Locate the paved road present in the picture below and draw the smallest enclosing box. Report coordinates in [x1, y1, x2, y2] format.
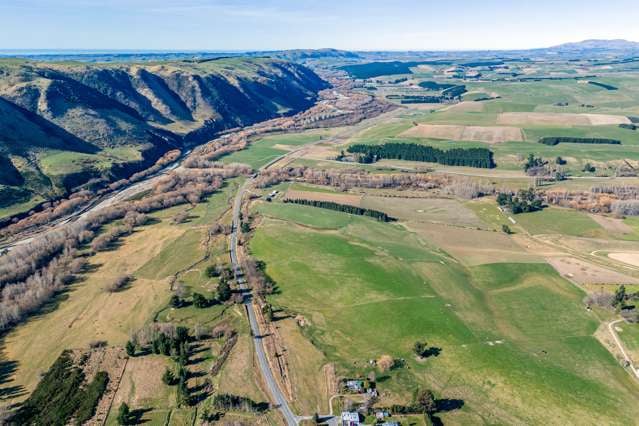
[229, 178, 299, 426]
[226, 111, 403, 424]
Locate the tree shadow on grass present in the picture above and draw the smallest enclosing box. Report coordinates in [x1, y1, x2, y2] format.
[0, 359, 26, 400]
[423, 346, 442, 358]
[430, 398, 465, 426]
[129, 407, 152, 424]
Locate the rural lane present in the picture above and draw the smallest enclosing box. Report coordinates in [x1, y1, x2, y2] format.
[229, 178, 299, 426]
[226, 124, 368, 424]
[608, 319, 639, 379]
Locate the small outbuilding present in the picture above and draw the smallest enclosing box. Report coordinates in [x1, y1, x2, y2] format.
[341, 411, 360, 426]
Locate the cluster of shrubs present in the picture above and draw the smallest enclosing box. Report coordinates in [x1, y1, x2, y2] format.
[497, 188, 543, 214]
[245, 258, 277, 297]
[348, 143, 496, 169]
[283, 198, 393, 222]
[620, 123, 638, 130]
[538, 137, 621, 146]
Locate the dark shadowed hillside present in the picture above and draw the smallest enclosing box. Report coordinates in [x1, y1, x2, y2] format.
[0, 57, 328, 211]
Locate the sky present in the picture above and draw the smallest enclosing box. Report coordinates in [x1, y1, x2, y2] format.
[1, 0, 639, 51]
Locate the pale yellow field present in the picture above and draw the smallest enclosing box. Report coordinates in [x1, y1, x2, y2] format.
[408, 222, 542, 266]
[498, 112, 630, 126]
[441, 101, 485, 112]
[277, 318, 330, 414]
[1, 223, 182, 398]
[608, 252, 639, 267]
[401, 123, 524, 143]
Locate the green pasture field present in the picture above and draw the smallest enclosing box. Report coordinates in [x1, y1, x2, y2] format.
[220, 131, 329, 169]
[513, 207, 605, 237]
[0, 194, 43, 220]
[38, 146, 143, 176]
[250, 201, 639, 425]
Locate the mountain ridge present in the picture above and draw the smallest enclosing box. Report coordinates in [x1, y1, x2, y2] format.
[0, 57, 328, 208]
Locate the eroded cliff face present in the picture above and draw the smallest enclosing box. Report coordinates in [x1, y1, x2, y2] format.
[0, 57, 328, 204]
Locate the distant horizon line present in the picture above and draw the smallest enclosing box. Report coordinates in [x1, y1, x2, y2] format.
[1, 39, 638, 56]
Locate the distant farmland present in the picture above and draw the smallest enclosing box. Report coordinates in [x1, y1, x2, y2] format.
[340, 60, 452, 78]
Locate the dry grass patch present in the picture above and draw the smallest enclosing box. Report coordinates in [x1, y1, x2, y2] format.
[589, 215, 634, 235]
[497, 112, 630, 126]
[408, 222, 542, 266]
[277, 318, 330, 414]
[441, 101, 485, 112]
[1, 224, 180, 398]
[401, 124, 523, 143]
[111, 355, 170, 407]
[284, 189, 362, 206]
[271, 143, 296, 151]
[546, 256, 639, 285]
[362, 196, 485, 228]
[216, 334, 269, 403]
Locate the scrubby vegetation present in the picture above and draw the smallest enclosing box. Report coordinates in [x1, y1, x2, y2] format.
[283, 198, 392, 221]
[347, 143, 495, 168]
[538, 137, 621, 145]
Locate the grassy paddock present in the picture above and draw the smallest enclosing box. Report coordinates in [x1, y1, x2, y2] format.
[250, 203, 639, 424]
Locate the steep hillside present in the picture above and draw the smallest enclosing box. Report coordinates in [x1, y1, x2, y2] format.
[0, 57, 327, 212]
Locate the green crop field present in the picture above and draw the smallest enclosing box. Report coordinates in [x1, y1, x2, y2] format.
[250, 201, 639, 424]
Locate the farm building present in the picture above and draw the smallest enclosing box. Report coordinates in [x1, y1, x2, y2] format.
[341, 411, 360, 426]
[375, 410, 390, 420]
[344, 379, 364, 393]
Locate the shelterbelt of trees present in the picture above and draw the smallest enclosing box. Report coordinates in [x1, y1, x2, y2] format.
[347, 142, 496, 168]
[538, 137, 621, 145]
[283, 198, 393, 221]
